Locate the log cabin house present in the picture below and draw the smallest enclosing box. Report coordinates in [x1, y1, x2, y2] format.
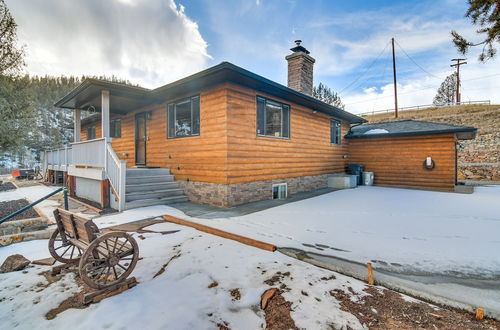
[42, 41, 477, 211]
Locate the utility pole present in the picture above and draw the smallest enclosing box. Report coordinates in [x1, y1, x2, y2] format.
[391, 38, 399, 118]
[450, 58, 467, 104]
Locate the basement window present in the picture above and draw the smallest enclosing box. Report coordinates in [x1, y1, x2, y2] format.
[167, 95, 200, 138]
[110, 119, 121, 138]
[87, 126, 96, 140]
[272, 183, 287, 200]
[257, 96, 290, 139]
[330, 119, 341, 144]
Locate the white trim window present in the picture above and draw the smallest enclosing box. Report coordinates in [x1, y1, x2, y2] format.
[167, 95, 200, 138]
[330, 119, 341, 144]
[256, 96, 290, 138]
[272, 183, 287, 200]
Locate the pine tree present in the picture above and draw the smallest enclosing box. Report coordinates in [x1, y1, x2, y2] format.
[451, 0, 500, 62]
[0, 0, 33, 155]
[433, 73, 458, 106]
[0, 0, 25, 76]
[312, 83, 345, 109]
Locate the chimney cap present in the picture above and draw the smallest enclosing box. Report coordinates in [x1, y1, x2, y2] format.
[290, 40, 310, 54]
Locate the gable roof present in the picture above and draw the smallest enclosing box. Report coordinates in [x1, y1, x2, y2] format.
[55, 62, 365, 124]
[344, 120, 477, 140]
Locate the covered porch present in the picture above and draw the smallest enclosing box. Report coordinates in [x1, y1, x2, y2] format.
[42, 80, 155, 211]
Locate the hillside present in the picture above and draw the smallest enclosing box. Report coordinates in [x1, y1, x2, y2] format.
[361, 105, 500, 182]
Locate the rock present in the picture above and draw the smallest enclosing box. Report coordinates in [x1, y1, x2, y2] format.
[261, 288, 278, 310]
[0, 254, 31, 273]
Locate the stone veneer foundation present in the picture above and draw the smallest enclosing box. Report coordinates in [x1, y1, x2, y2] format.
[178, 174, 329, 207]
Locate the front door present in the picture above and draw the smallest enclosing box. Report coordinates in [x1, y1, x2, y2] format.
[135, 111, 150, 165]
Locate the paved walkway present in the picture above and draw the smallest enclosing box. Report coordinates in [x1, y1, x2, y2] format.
[172, 187, 337, 219]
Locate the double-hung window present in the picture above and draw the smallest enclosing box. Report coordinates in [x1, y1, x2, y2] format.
[110, 119, 121, 138]
[330, 119, 341, 144]
[256, 96, 290, 138]
[87, 126, 96, 140]
[167, 95, 200, 138]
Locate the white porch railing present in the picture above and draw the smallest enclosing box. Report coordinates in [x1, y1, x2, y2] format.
[44, 146, 73, 172]
[42, 138, 127, 211]
[106, 143, 126, 211]
[71, 138, 106, 168]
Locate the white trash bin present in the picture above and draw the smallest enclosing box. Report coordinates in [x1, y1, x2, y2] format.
[362, 172, 374, 186]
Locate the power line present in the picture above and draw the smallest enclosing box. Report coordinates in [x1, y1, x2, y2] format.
[394, 40, 444, 81]
[344, 73, 500, 106]
[338, 40, 391, 95]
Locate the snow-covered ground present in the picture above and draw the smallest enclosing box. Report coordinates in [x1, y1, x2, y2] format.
[0, 220, 364, 330]
[183, 186, 500, 278]
[0, 185, 59, 222]
[2, 185, 499, 328]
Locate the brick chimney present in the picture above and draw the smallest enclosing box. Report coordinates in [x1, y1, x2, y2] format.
[286, 40, 315, 95]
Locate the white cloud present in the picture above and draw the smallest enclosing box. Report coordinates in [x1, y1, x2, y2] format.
[6, 0, 210, 88]
[343, 61, 500, 114]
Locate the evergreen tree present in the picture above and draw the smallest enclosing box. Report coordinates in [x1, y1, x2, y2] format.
[312, 83, 345, 109]
[433, 73, 458, 106]
[451, 0, 500, 62]
[0, 0, 25, 76]
[0, 0, 33, 155]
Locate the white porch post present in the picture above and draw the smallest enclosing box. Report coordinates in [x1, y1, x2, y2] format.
[74, 109, 81, 142]
[101, 90, 110, 139]
[102, 90, 110, 173]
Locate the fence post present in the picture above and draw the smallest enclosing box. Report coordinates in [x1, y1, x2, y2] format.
[63, 187, 69, 210]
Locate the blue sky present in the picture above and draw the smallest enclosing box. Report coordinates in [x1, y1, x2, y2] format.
[8, 0, 500, 113]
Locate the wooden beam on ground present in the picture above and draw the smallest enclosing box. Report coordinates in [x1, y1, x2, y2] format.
[82, 277, 137, 304]
[162, 215, 277, 252]
[68, 196, 102, 214]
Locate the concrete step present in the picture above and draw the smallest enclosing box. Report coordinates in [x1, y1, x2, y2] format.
[124, 195, 189, 210]
[126, 188, 185, 202]
[126, 174, 175, 185]
[126, 181, 180, 193]
[126, 168, 170, 177]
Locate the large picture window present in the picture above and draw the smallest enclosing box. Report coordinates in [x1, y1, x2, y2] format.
[167, 96, 200, 138]
[330, 119, 341, 144]
[256, 96, 290, 138]
[87, 126, 96, 140]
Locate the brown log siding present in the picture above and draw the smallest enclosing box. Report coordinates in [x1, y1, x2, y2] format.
[347, 134, 457, 191]
[79, 83, 348, 185]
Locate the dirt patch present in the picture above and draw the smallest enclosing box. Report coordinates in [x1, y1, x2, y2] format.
[264, 271, 291, 286]
[45, 291, 87, 320]
[331, 286, 500, 329]
[217, 321, 231, 330]
[230, 288, 241, 301]
[0, 181, 16, 192]
[0, 199, 39, 221]
[37, 268, 89, 319]
[264, 290, 298, 330]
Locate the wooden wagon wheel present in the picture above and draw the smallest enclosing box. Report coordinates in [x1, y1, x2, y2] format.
[78, 232, 139, 289]
[48, 229, 82, 264]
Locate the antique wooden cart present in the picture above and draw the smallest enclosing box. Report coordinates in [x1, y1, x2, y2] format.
[49, 208, 139, 289]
